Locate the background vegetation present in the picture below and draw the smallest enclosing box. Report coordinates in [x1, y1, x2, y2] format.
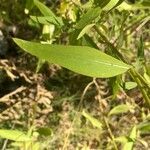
[0, 0, 150, 149]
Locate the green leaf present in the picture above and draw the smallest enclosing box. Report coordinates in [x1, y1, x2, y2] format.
[103, 0, 120, 11]
[109, 104, 133, 116]
[140, 0, 150, 7]
[0, 129, 31, 142]
[125, 82, 137, 90]
[30, 16, 63, 27]
[116, 126, 137, 150]
[69, 29, 82, 45]
[137, 121, 150, 133]
[76, 7, 101, 29]
[37, 127, 52, 137]
[82, 110, 102, 129]
[34, 0, 61, 25]
[144, 73, 150, 85]
[82, 34, 99, 49]
[13, 38, 131, 78]
[115, 136, 128, 144]
[94, 0, 110, 8]
[77, 24, 95, 39]
[123, 142, 134, 150]
[129, 126, 137, 140]
[34, 0, 55, 17]
[123, 126, 137, 150]
[25, 0, 34, 14]
[137, 36, 144, 61]
[118, 1, 150, 10]
[115, 0, 125, 7]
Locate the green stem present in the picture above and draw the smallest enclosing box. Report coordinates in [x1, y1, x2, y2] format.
[104, 117, 118, 150]
[94, 25, 125, 62]
[129, 69, 150, 107]
[94, 25, 150, 107]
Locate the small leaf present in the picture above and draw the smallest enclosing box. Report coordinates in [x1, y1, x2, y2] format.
[123, 126, 137, 150]
[76, 7, 101, 29]
[129, 126, 137, 140]
[109, 104, 133, 116]
[37, 127, 52, 137]
[137, 121, 150, 133]
[118, 1, 150, 10]
[82, 34, 99, 49]
[123, 142, 134, 150]
[144, 73, 150, 85]
[125, 82, 137, 90]
[137, 36, 144, 61]
[103, 0, 120, 10]
[0, 129, 31, 142]
[34, 0, 55, 17]
[115, 136, 128, 144]
[94, 0, 110, 8]
[34, 0, 61, 25]
[30, 16, 63, 27]
[77, 24, 95, 39]
[82, 110, 102, 129]
[13, 38, 131, 78]
[25, 0, 34, 13]
[141, 0, 150, 7]
[117, 2, 133, 10]
[115, 0, 125, 7]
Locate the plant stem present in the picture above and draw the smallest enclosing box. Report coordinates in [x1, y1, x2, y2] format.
[129, 69, 150, 106]
[94, 25, 125, 62]
[104, 117, 118, 150]
[94, 25, 150, 107]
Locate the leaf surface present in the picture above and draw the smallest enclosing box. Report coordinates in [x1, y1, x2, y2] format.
[13, 38, 131, 78]
[82, 110, 102, 129]
[0, 129, 31, 142]
[76, 7, 101, 29]
[125, 82, 137, 90]
[30, 16, 63, 27]
[34, 0, 61, 25]
[103, 0, 120, 10]
[34, 0, 55, 17]
[109, 104, 133, 116]
[123, 126, 137, 150]
[77, 24, 95, 39]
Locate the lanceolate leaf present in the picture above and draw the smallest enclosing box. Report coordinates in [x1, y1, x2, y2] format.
[123, 126, 137, 150]
[34, 0, 61, 25]
[0, 129, 31, 142]
[137, 121, 150, 133]
[34, 0, 55, 17]
[94, 0, 124, 9]
[77, 24, 95, 39]
[76, 7, 101, 29]
[109, 104, 133, 116]
[82, 34, 99, 49]
[82, 110, 102, 129]
[123, 141, 134, 150]
[118, 1, 150, 10]
[94, 0, 110, 8]
[30, 16, 63, 27]
[125, 82, 137, 90]
[103, 0, 120, 11]
[13, 38, 131, 78]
